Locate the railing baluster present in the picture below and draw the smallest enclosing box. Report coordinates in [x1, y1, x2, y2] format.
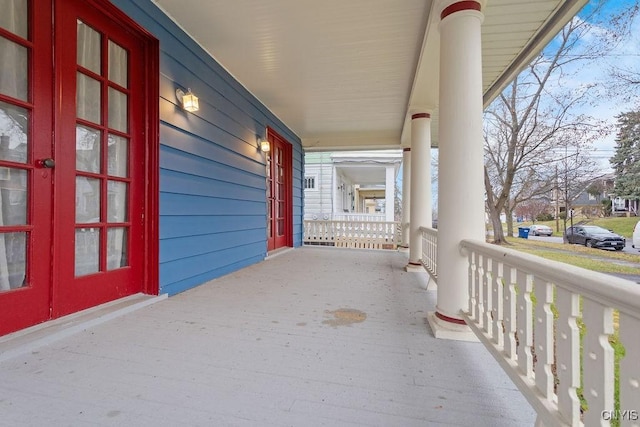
[555, 287, 581, 426]
[534, 277, 554, 400]
[619, 312, 640, 425]
[491, 259, 503, 347]
[468, 250, 477, 321]
[482, 256, 492, 336]
[516, 269, 533, 376]
[477, 252, 485, 328]
[582, 299, 614, 426]
[504, 264, 517, 360]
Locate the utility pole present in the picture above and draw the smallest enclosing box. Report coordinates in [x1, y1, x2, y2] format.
[563, 144, 568, 232]
[555, 164, 560, 232]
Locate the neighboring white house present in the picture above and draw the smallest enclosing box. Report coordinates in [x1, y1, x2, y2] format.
[304, 150, 402, 222]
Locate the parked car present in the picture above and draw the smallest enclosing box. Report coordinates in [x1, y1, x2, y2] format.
[563, 225, 625, 251]
[633, 220, 640, 251]
[528, 224, 553, 236]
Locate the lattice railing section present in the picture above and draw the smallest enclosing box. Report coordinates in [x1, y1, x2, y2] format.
[303, 220, 400, 250]
[460, 239, 640, 427]
[332, 213, 387, 222]
[420, 226, 438, 280]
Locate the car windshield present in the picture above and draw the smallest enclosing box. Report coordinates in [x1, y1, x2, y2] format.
[582, 226, 610, 234]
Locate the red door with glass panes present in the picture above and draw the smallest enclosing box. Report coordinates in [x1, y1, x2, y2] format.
[0, 0, 157, 335]
[266, 128, 292, 252]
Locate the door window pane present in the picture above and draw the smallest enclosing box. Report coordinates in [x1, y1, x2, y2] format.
[76, 176, 100, 223]
[108, 40, 128, 88]
[0, 0, 28, 38]
[0, 167, 27, 225]
[77, 73, 101, 123]
[76, 125, 101, 173]
[107, 180, 127, 222]
[0, 232, 27, 292]
[107, 134, 128, 177]
[107, 227, 127, 270]
[75, 228, 99, 276]
[77, 20, 101, 74]
[267, 203, 272, 238]
[108, 87, 127, 132]
[0, 36, 28, 101]
[0, 101, 28, 163]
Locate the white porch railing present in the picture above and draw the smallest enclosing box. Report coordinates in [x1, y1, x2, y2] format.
[420, 226, 438, 280]
[458, 239, 640, 427]
[303, 220, 400, 249]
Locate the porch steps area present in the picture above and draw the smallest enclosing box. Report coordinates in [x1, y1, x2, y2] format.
[0, 247, 535, 426]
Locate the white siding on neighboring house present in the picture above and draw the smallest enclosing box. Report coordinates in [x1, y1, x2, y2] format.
[304, 152, 333, 220]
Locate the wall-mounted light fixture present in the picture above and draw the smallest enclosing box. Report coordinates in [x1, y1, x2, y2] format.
[176, 88, 199, 112]
[258, 137, 270, 153]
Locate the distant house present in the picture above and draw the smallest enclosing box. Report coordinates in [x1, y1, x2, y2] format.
[304, 151, 402, 222]
[569, 173, 639, 217]
[571, 174, 615, 216]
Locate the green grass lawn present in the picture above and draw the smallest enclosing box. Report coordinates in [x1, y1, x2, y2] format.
[505, 237, 640, 274]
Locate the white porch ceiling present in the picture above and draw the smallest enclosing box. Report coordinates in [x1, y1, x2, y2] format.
[336, 166, 387, 186]
[152, 0, 587, 151]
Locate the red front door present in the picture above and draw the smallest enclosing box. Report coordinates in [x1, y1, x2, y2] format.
[0, 0, 157, 335]
[266, 129, 292, 252]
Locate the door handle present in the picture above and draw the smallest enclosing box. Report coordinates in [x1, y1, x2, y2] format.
[37, 158, 55, 168]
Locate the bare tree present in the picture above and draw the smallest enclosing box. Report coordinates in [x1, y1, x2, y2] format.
[515, 199, 550, 223]
[604, 3, 640, 103]
[483, 2, 627, 244]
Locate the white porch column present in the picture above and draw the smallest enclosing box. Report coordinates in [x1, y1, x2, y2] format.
[406, 113, 432, 271]
[385, 165, 395, 222]
[430, 0, 485, 339]
[400, 148, 411, 248]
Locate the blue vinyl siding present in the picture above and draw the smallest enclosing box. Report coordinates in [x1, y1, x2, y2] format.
[111, 0, 303, 295]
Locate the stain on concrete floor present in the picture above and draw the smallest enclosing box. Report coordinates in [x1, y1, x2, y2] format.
[322, 308, 367, 327]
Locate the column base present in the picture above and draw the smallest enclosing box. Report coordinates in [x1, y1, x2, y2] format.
[404, 262, 423, 273]
[426, 311, 478, 342]
[397, 245, 409, 253]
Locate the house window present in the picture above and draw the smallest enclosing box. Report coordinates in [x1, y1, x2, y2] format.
[588, 193, 596, 201]
[304, 176, 316, 190]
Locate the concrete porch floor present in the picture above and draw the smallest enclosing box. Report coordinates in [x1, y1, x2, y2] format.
[0, 247, 535, 426]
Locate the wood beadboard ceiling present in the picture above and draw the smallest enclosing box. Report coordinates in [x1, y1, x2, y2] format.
[153, 0, 587, 151]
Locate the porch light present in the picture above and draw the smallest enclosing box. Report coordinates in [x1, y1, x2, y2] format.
[176, 88, 199, 112]
[259, 137, 270, 152]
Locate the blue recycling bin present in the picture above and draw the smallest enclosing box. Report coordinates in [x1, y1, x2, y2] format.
[518, 226, 530, 239]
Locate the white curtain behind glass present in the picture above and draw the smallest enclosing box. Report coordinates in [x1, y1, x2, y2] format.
[0, 0, 26, 291]
[76, 21, 101, 123]
[0, 0, 27, 101]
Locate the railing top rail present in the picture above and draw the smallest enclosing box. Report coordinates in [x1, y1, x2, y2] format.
[419, 226, 438, 236]
[304, 220, 401, 225]
[460, 238, 640, 319]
